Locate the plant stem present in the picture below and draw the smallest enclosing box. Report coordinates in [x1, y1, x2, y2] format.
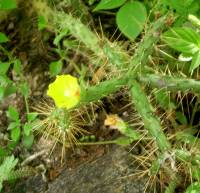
[80, 75, 129, 103]
[24, 97, 29, 114]
[137, 74, 200, 93]
[130, 80, 171, 152]
[54, 12, 128, 67]
[128, 15, 167, 74]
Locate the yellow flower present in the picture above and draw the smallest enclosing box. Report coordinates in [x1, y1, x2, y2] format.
[47, 75, 81, 109]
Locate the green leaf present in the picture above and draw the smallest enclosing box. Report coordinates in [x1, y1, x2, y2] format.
[7, 121, 20, 130]
[23, 123, 32, 136]
[115, 137, 135, 146]
[176, 111, 187, 125]
[190, 50, 200, 72]
[4, 85, 17, 97]
[176, 130, 198, 144]
[186, 182, 200, 193]
[22, 133, 34, 149]
[27, 112, 38, 122]
[93, 0, 126, 11]
[89, 0, 97, 6]
[19, 82, 29, 98]
[0, 0, 17, 10]
[0, 62, 10, 74]
[0, 86, 5, 101]
[49, 60, 63, 76]
[163, 0, 194, 14]
[38, 15, 47, 30]
[7, 141, 17, 152]
[192, 166, 200, 181]
[162, 27, 200, 55]
[13, 59, 22, 74]
[0, 147, 7, 157]
[53, 29, 69, 46]
[0, 32, 9, 43]
[116, 1, 147, 41]
[6, 106, 19, 121]
[0, 155, 18, 192]
[0, 75, 12, 85]
[123, 128, 140, 140]
[11, 127, 20, 142]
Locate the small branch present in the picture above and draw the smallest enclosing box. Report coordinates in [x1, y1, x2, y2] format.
[137, 74, 200, 93]
[130, 80, 171, 152]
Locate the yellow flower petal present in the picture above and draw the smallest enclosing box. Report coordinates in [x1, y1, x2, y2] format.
[47, 75, 81, 109]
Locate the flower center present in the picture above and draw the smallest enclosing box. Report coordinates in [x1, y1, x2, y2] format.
[64, 90, 71, 97]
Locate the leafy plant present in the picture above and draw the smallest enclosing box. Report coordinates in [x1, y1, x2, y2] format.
[1, 0, 200, 192]
[6, 106, 37, 149]
[94, 0, 147, 41]
[0, 155, 35, 192]
[0, 0, 17, 10]
[0, 32, 9, 43]
[186, 182, 200, 193]
[0, 156, 18, 192]
[162, 16, 200, 73]
[93, 0, 126, 11]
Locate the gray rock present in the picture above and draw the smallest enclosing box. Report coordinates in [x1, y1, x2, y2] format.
[11, 146, 152, 193]
[47, 146, 151, 193]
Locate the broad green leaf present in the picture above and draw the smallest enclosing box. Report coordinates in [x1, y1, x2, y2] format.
[163, 0, 194, 14]
[162, 27, 200, 55]
[0, 62, 10, 74]
[0, 86, 4, 100]
[49, 60, 63, 76]
[4, 85, 17, 97]
[22, 133, 34, 149]
[0, 75, 12, 85]
[11, 127, 20, 142]
[186, 182, 200, 193]
[0, 0, 17, 10]
[0, 32, 9, 43]
[6, 106, 19, 121]
[93, 0, 126, 11]
[190, 50, 200, 72]
[13, 59, 22, 74]
[7, 121, 20, 130]
[19, 82, 29, 98]
[38, 15, 47, 30]
[27, 112, 38, 122]
[116, 1, 147, 41]
[23, 123, 32, 136]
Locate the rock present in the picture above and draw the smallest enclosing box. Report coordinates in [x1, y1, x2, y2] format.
[11, 146, 151, 193]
